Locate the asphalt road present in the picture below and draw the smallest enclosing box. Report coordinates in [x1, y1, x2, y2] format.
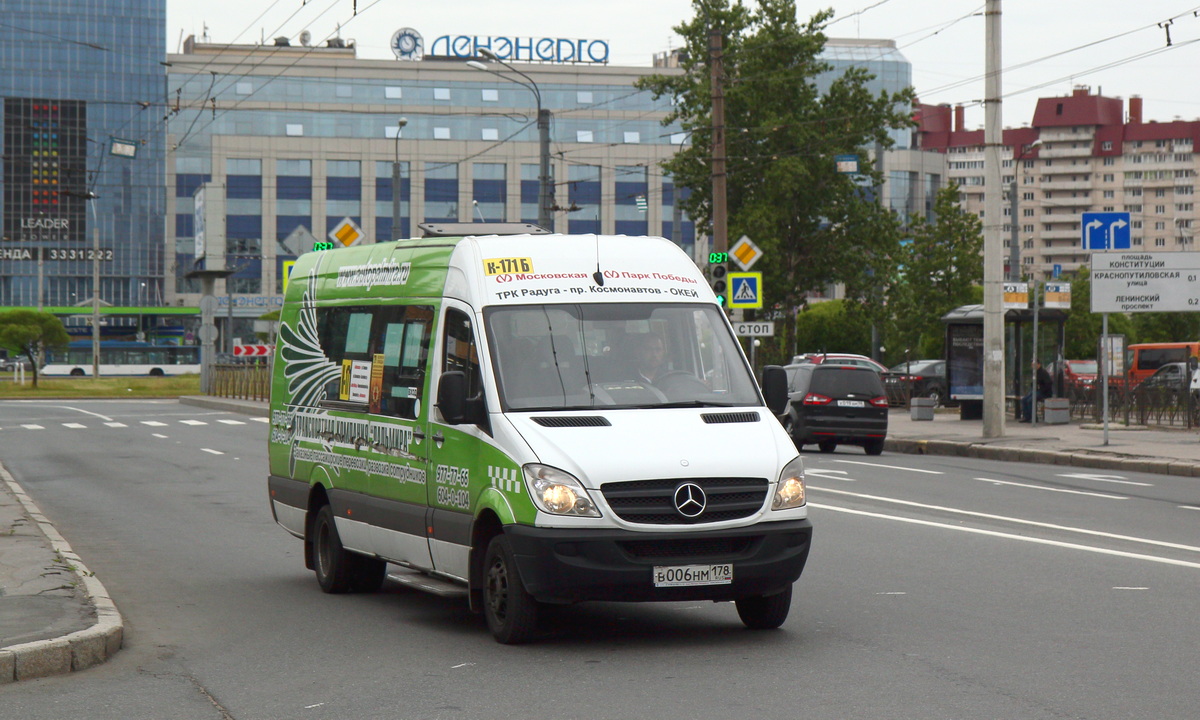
[2, 399, 1198, 719]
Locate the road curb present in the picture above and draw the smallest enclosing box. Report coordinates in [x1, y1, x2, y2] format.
[0, 464, 123, 683]
[884, 437, 1200, 477]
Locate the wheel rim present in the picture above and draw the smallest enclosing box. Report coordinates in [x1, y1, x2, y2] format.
[486, 554, 509, 621]
[316, 519, 331, 579]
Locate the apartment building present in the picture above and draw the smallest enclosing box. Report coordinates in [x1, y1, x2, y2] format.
[916, 87, 1199, 279]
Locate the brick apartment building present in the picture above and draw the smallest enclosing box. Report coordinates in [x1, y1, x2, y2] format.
[915, 87, 1199, 280]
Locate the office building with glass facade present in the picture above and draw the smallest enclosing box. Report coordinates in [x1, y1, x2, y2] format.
[0, 0, 166, 309]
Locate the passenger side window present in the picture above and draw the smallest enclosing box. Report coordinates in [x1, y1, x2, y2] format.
[443, 308, 482, 398]
[316, 304, 433, 418]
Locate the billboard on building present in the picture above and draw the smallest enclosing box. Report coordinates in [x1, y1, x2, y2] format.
[2, 98, 87, 244]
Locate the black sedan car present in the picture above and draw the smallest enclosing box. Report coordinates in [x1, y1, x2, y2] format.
[779, 363, 889, 455]
[884, 359, 947, 406]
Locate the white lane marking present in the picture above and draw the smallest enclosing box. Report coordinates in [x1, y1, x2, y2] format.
[152, 433, 169, 438]
[810, 502, 1200, 570]
[1113, 587, 1149, 590]
[976, 476, 1127, 500]
[201, 448, 224, 455]
[304, 703, 325, 710]
[21, 424, 44, 430]
[180, 420, 208, 426]
[141, 421, 168, 427]
[832, 459, 945, 474]
[104, 422, 127, 427]
[56, 405, 114, 422]
[1057, 472, 1153, 487]
[217, 419, 246, 425]
[61, 423, 87, 429]
[251, 417, 269, 423]
[1181, 506, 1200, 512]
[451, 662, 475, 669]
[810, 486, 1200, 554]
[806, 469, 855, 482]
[875, 592, 907, 595]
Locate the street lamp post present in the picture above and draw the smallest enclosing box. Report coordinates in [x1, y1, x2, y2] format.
[467, 49, 553, 230]
[1008, 139, 1043, 282]
[392, 117, 408, 240]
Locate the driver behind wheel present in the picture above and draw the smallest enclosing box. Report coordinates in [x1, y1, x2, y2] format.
[634, 333, 668, 384]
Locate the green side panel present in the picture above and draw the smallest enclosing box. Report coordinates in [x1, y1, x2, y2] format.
[309, 240, 459, 302]
[429, 425, 537, 526]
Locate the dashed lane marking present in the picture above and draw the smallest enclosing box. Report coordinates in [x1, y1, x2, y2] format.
[62, 422, 87, 429]
[832, 459, 945, 474]
[179, 420, 208, 426]
[201, 448, 224, 455]
[20, 424, 44, 430]
[217, 419, 246, 425]
[975, 476, 1127, 500]
[104, 422, 127, 427]
[141, 421, 168, 427]
[151, 433, 169, 439]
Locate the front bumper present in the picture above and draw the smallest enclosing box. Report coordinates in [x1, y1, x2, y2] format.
[503, 518, 812, 604]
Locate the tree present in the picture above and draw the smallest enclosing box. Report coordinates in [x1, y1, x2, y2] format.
[1131, 311, 1200, 343]
[636, 0, 916, 363]
[887, 184, 983, 361]
[792, 299, 871, 357]
[1060, 267, 1134, 359]
[0, 310, 71, 388]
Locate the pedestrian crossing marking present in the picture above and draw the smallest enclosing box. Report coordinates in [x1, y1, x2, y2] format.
[62, 423, 87, 429]
[141, 421, 168, 426]
[21, 424, 44, 430]
[180, 420, 208, 426]
[105, 422, 127, 427]
[218, 419, 246, 425]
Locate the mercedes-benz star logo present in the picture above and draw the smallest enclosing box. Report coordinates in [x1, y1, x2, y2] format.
[673, 482, 707, 518]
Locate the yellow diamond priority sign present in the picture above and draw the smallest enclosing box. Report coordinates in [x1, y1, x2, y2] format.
[729, 235, 763, 271]
[329, 217, 364, 247]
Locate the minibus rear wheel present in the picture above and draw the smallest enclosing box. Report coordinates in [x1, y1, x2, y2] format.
[483, 534, 539, 644]
[312, 504, 384, 593]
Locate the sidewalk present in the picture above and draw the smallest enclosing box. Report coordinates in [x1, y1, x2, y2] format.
[3, 397, 1197, 683]
[885, 406, 1200, 476]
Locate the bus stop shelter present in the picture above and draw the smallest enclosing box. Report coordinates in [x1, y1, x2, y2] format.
[941, 304, 1068, 419]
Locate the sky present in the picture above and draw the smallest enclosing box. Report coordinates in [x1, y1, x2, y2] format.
[165, 0, 1200, 130]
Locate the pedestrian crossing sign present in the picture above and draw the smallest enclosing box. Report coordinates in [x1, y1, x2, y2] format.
[728, 272, 763, 309]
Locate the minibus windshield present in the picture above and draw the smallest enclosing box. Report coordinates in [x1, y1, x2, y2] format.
[484, 303, 761, 411]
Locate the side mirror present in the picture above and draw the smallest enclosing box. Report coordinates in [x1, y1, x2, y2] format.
[437, 371, 469, 424]
[437, 370, 488, 427]
[761, 365, 788, 416]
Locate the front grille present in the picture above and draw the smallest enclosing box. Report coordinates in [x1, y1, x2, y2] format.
[531, 416, 611, 427]
[619, 535, 755, 559]
[600, 477, 768, 525]
[701, 411, 760, 424]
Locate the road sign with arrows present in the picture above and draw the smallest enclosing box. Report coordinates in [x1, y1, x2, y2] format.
[1081, 212, 1131, 250]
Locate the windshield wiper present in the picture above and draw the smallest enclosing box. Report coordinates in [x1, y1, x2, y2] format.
[653, 400, 742, 408]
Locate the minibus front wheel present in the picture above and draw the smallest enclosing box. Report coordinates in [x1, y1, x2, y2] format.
[483, 534, 539, 644]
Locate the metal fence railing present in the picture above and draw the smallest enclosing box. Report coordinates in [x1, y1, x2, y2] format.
[210, 362, 271, 402]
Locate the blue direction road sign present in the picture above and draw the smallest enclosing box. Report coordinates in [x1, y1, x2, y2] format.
[1081, 212, 1131, 250]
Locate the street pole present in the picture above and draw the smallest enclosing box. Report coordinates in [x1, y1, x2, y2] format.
[537, 107, 552, 231]
[467, 51, 552, 231]
[92, 225, 101, 379]
[709, 28, 728, 257]
[392, 117, 408, 240]
[982, 0, 1005, 437]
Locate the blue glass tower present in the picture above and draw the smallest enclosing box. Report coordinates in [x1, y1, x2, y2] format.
[0, 0, 166, 309]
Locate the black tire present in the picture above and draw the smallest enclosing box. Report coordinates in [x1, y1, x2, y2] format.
[482, 534, 539, 644]
[864, 438, 885, 456]
[817, 440, 837, 454]
[736, 584, 793, 630]
[70, 368, 85, 377]
[312, 504, 355, 593]
[149, 368, 165, 377]
[350, 556, 387, 592]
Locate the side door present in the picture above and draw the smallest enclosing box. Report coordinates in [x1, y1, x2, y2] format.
[366, 303, 436, 571]
[427, 302, 489, 582]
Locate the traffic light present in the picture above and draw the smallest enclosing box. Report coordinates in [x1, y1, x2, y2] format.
[709, 254, 728, 306]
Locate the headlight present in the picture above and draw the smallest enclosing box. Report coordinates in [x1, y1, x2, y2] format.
[522, 464, 601, 517]
[773, 456, 806, 510]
